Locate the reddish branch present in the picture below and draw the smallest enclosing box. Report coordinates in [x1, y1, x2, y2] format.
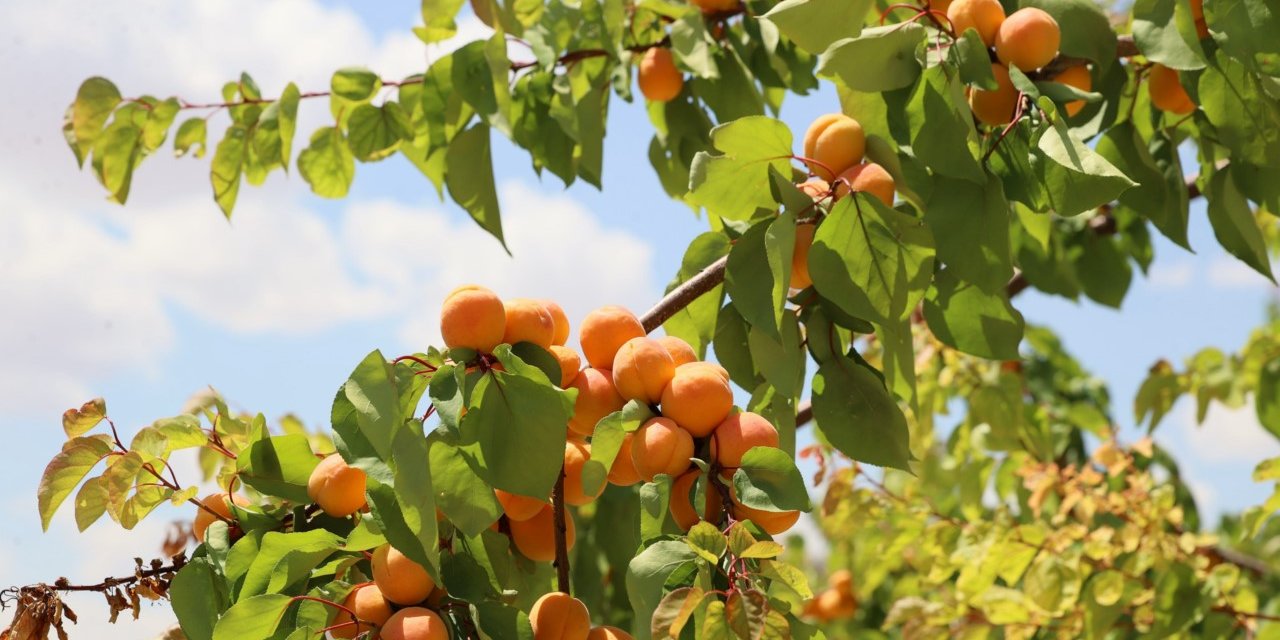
[551, 469, 572, 593]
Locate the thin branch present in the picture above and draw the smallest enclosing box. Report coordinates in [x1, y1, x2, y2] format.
[551, 468, 572, 593]
[641, 255, 729, 333]
[49, 557, 186, 594]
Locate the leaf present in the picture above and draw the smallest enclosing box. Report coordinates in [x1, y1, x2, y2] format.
[747, 315, 806, 399]
[687, 522, 728, 563]
[451, 41, 501, 116]
[236, 435, 320, 503]
[335, 350, 401, 462]
[924, 174, 1013, 292]
[472, 601, 534, 640]
[62, 398, 107, 437]
[732, 447, 811, 511]
[170, 559, 227, 640]
[812, 353, 912, 470]
[210, 593, 290, 640]
[174, 118, 208, 159]
[1207, 168, 1274, 282]
[670, 13, 718, 79]
[429, 439, 503, 536]
[1096, 123, 1190, 248]
[951, 29, 999, 90]
[627, 541, 697, 640]
[1198, 54, 1280, 169]
[331, 68, 381, 104]
[725, 590, 769, 640]
[651, 587, 705, 640]
[761, 0, 874, 56]
[1036, 122, 1135, 216]
[726, 217, 792, 340]
[347, 103, 411, 162]
[417, 0, 468, 43]
[818, 24, 925, 92]
[1203, 0, 1280, 71]
[278, 83, 300, 168]
[92, 119, 142, 204]
[37, 436, 114, 530]
[446, 124, 506, 251]
[1023, 0, 1118, 66]
[1258, 358, 1280, 439]
[210, 124, 247, 218]
[298, 127, 356, 199]
[714, 304, 763, 390]
[687, 116, 794, 222]
[1150, 563, 1210, 636]
[141, 99, 180, 152]
[664, 233, 731, 357]
[1133, 0, 1207, 69]
[906, 66, 985, 184]
[1135, 361, 1182, 430]
[583, 411, 626, 498]
[922, 269, 1025, 360]
[759, 559, 813, 598]
[74, 476, 109, 531]
[238, 529, 344, 597]
[68, 77, 122, 165]
[367, 424, 440, 575]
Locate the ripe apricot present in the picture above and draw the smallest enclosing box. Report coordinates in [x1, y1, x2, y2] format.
[541, 299, 571, 346]
[834, 162, 895, 205]
[306, 453, 367, 518]
[790, 223, 816, 290]
[588, 627, 635, 640]
[579, 306, 645, 369]
[638, 48, 684, 102]
[612, 337, 676, 404]
[1190, 0, 1208, 37]
[659, 362, 734, 437]
[530, 592, 591, 640]
[1051, 65, 1092, 117]
[928, 0, 953, 14]
[608, 432, 642, 487]
[970, 63, 1020, 126]
[691, 0, 741, 11]
[509, 504, 576, 562]
[829, 569, 854, 595]
[631, 417, 695, 481]
[995, 8, 1060, 71]
[380, 607, 449, 640]
[656, 335, 698, 367]
[441, 285, 507, 353]
[567, 367, 626, 437]
[947, 0, 1006, 45]
[804, 588, 857, 622]
[669, 470, 724, 530]
[549, 345, 582, 388]
[564, 440, 604, 506]
[711, 412, 780, 469]
[504, 298, 557, 349]
[734, 502, 800, 536]
[372, 544, 436, 606]
[193, 492, 250, 542]
[797, 178, 831, 200]
[682, 361, 730, 382]
[330, 584, 393, 639]
[496, 489, 547, 522]
[1149, 64, 1195, 115]
[802, 114, 865, 181]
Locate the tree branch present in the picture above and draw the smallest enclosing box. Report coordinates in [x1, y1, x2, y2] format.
[551, 468, 572, 593]
[641, 255, 729, 333]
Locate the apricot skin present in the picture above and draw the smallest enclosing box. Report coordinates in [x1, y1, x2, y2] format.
[564, 440, 604, 506]
[791, 224, 816, 290]
[691, 0, 741, 12]
[579, 306, 646, 369]
[804, 588, 857, 622]
[638, 48, 684, 102]
[193, 493, 250, 542]
[1149, 64, 1196, 115]
[659, 362, 735, 437]
[588, 627, 635, 640]
[669, 470, 724, 530]
[970, 63, 1020, 126]
[734, 502, 800, 535]
[829, 569, 854, 595]
[834, 162, 895, 205]
[549, 345, 582, 388]
[1052, 66, 1092, 117]
[441, 285, 507, 353]
[631, 417, 695, 481]
[379, 607, 449, 640]
[541, 299, 571, 346]
[330, 584, 394, 640]
[797, 178, 830, 200]
[530, 592, 591, 640]
[712, 412, 780, 469]
[567, 367, 626, 437]
[496, 489, 547, 522]
[657, 336, 698, 367]
[372, 544, 436, 606]
[947, 0, 1006, 46]
[306, 453, 367, 518]
[504, 298, 557, 350]
[612, 337, 676, 404]
[995, 8, 1060, 71]
[803, 114, 866, 182]
[509, 504, 576, 562]
[1191, 0, 1208, 37]
[608, 432, 643, 487]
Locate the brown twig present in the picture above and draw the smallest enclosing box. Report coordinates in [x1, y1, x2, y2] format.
[640, 255, 729, 333]
[551, 468, 572, 593]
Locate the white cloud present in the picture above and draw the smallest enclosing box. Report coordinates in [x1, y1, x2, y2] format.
[1174, 399, 1280, 464]
[1208, 256, 1273, 288]
[1147, 261, 1194, 288]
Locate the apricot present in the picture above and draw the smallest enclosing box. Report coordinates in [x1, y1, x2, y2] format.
[193, 492, 250, 542]
[638, 48, 684, 102]
[567, 367, 626, 437]
[564, 440, 604, 506]
[834, 162, 895, 205]
[711, 412, 780, 469]
[441, 285, 506, 353]
[541, 299, 571, 346]
[504, 298, 557, 350]
[802, 114, 865, 181]
[995, 8, 1060, 71]
[380, 607, 449, 640]
[1050, 65, 1092, 117]
[549, 345, 582, 388]
[372, 544, 436, 606]
[587, 627, 635, 640]
[659, 362, 735, 437]
[691, 0, 741, 12]
[734, 502, 800, 535]
[612, 337, 676, 404]
[790, 224, 817, 290]
[829, 569, 854, 595]
[306, 453, 367, 518]
[1191, 0, 1208, 37]
[580, 305, 645, 369]
[509, 504, 576, 562]
[969, 63, 1020, 126]
[669, 469, 724, 530]
[656, 335, 698, 367]
[1149, 64, 1195, 115]
[805, 589, 857, 622]
[797, 178, 831, 200]
[681, 361, 730, 382]
[530, 592, 591, 640]
[496, 488, 547, 522]
[928, 0, 953, 14]
[631, 417, 695, 481]
[330, 584, 393, 639]
[946, 0, 1006, 45]
[608, 432, 643, 487]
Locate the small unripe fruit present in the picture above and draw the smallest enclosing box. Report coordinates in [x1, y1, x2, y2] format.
[541, 299, 571, 346]
[711, 412, 780, 469]
[579, 306, 646, 369]
[659, 362, 735, 437]
[380, 607, 449, 640]
[638, 48, 684, 102]
[529, 592, 591, 640]
[441, 285, 506, 353]
[797, 178, 830, 200]
[193, 492, 249, 542]
[608, 433, 642, 487]
[791, 223, 816, 290]
[509, 504, 576, 562]
[306, 453, 367, 518]
[970, 63, 1020, 126]
[802, 114, 866, 181]
[504, 298, 557, 349]
[588, 626, 635, 640]
[734, 502, 800, 535]
[612, 337, 677, 404]
[496, 489, 548, 522]
[656, 335, 698, 367]
[549, 345, 582, 388]
[631, 417, 695, 481]
[372, 544, 436, 606]
[567, 367, 626, 437]
[669, 470, 724, 530]
[834, 162, 895, 205]
[330, 584, 393, 639]
[947, 0, 1006, 45]
[995, 8, 1061, 71]
[1148, 64, 1196, 115]
[564, 440, 604, 506]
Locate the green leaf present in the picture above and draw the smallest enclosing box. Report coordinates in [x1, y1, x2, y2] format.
[174, 118, 208, 159]
[687, 522, 728, 563]
[761, 0, 873, 56]
[664, 233, 731, 357]
[278, 83, 300, 168]
[331, 68, 381, 103]
[298, 126, 356, 199]
[1133, 0, 1207, 69]
[429, 438, 502, 536]
[1258, 358, 1280, 439]
[627, 541, 697, 640]
[812, 353, 912, 470]
[715, 304, 763, 391]
[1023, 0, 1118, 66]
[726, 218, 791, 340]
[687, 116, 794, 222]
[1203, 0, 1280, 71]
[38, 436, 114, 530]
[74, 476, 109, 531]
[367, 422, 440, 577]
[347, 103, 411, 162]
[1150, 563, 1210, 636]
[236, 435, 320, 503]
[747, 315, 806, 399]
[211, 593, 290, 640]
[334, 350, 401, 463]
[239, 529, 344, 597]
[92, 119, 142, 204]
[62, 398, 107, 437]
[473, 601, 535, 640]
[924, 174, 1013, 293]
[818, 24, 925, 92]
[583, 411, 627, 498]
[1036, 122, 1136, 217]
[417, 0, 468, 43]
[725, 590, 769, 640]
[670, 13, 718, 79]
[1198, 54, 1280, 169]
[732, 447, 811, 511]
[923, 269, 1025, 360]
[951, 29, 999, 90]
[1207, 168, 1274, 282]
[1096, 123, 1189, 248]
[141, 98, 180, 152]
[907, 66, 985, 184]
[446, 124, 507, 250]
[68, 77, 122, 166]
[451, 41, 501, 116]
[651, 587, 706, 640]
[171, 559, 228, 640]
[209, 123, 248, 218]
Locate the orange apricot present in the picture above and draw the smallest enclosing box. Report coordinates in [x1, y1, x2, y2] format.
[631, 417, 695, 481]
[682, 361, 731, 382]
[656, 335, 698, 367]
[330, 584, 393, 640]
[496, 489, 548, 522]
[504, 298, 557, 349]
[549, 345, 582, 388]
[928, 0, 953, 14]
[579, 305, 646, 369]
[509, 504, 576, 562]
[1191, 0, 1208, 37]
[994, 8, 1060, 71]
[587, 627, 635, 640]
[797, 178, 831, 200]
[372, 544, 436, 606]
[802, 114, 866, 181]
[691, 0, 741, 12]
[1148, 64, 1196, 115]
[734, 502, 800, 536]
[1051, 65, 1092, 117]
[441, 285, 507, 353]
[711, 411, 780, 469]
[380, 607, 449, 640]
[659, 362, 735, 437]
[829, 569, 854, 595]
[541, 299, 571, 346]
[612, 337, 677, 404]
[564, 440, 604, 506]
[638, 48, 684, 102]
[947, 0, 1006, 45]
[529, 592, 591, 640]
[805, 588, 857, 622]
[567, 367, 626, 437]
[791, 223, 816, 290]
[608, 432, 643, 487]
[193, 492, 250, 542]
[970, 63, 1020, 126]
[669, 470, 724, 530]
[834, 162, 895, 205]
[306, 453, 367, 518]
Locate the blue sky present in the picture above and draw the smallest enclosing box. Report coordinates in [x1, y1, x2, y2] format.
[1, 1, 1277, 636]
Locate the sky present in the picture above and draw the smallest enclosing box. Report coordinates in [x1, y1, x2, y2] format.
[0, 1, 1277, 637]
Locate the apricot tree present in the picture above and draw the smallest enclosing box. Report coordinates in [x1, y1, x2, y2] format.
[9, 0, 1280, 638]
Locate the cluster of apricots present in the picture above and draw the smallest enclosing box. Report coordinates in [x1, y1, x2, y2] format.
[802, 570, 858, 624]
[438, 285, 802, 540]
[328, 544, 451, 639]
